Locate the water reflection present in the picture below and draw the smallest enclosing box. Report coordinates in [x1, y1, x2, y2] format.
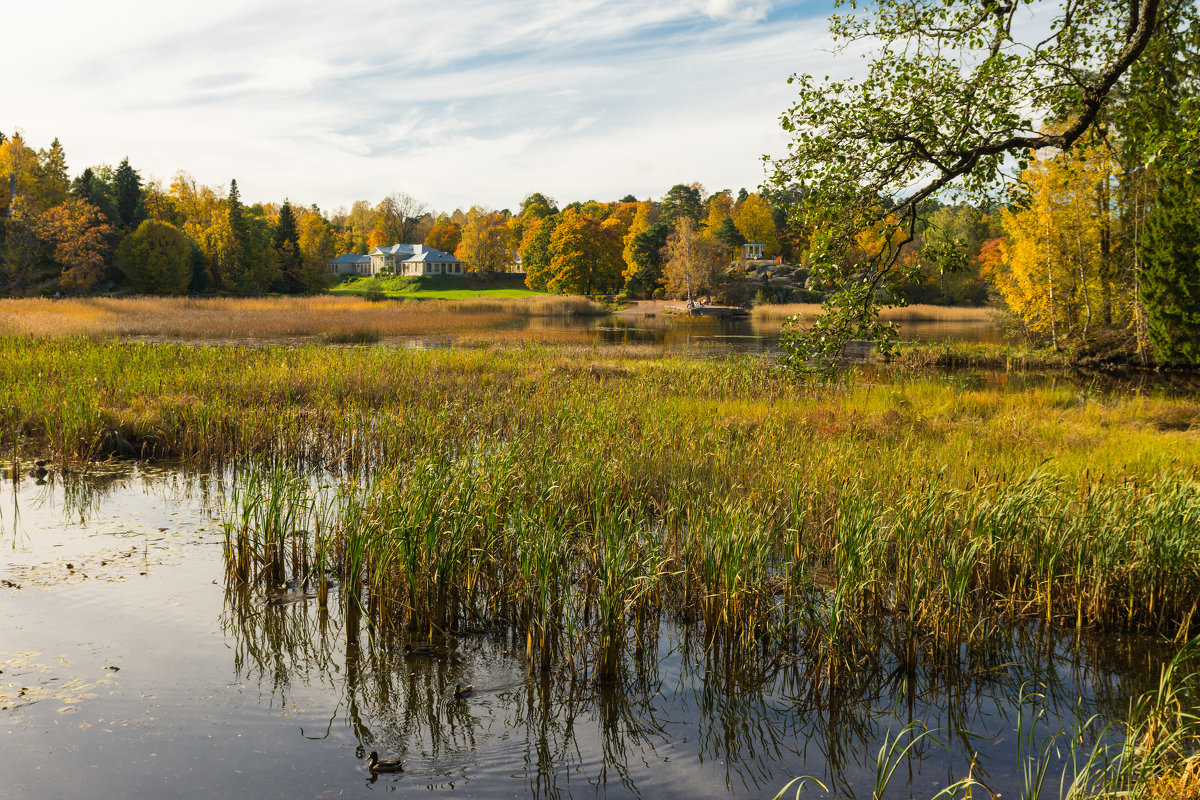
[0, 464, 1183, 800]
[219, 571, 1169, 799]
[516, 314, 1003, 355]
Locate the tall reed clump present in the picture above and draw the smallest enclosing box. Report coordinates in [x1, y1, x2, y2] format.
[216, 445, 1200, 688]
[223, 460, 332, 587]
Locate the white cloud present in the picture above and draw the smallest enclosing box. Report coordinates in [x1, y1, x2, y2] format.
[7, 0, 845, 211]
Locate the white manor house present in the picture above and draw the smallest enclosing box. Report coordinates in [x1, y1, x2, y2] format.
[327, 243, 464, 277]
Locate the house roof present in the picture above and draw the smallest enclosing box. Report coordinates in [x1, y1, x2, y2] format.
[329, 253, 371, 264]
[407, 250, 456, 262]
[370, 244, 419, 257]
[369, 244, 459, 262]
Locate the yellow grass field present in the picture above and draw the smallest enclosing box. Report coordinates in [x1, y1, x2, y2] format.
[0, 295, 605, 339]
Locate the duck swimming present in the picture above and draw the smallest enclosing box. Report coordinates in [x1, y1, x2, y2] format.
[453, 683, 473, 699]
[367, 751, 404, 773]
[404, 644, 437, 657]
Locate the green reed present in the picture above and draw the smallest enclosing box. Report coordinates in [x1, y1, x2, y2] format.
[4, 334, 1200, 683]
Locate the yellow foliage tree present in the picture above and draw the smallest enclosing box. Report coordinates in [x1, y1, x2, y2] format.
[705, 190, 734, 232]
[732, 193, 778, 256]
[995, 139, 1127, 349]
[621, 201, 659, 285]
[663, 217, 722, 301]
[455, 206, 511, 275]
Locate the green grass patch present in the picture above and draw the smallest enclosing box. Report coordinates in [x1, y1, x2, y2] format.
[331, 273, 547, 300]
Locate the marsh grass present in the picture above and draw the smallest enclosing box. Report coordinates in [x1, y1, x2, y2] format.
[752, 303, 999, 323]
[5, 335, 1200, 686]
[0, 295, 606, 340]
[319, 327, 382, 344]
[890, 339, 1073, 370]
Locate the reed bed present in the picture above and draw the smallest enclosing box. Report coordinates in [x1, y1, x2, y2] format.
[751, 302, 999, 323]
[0, 294, 605, 340]
[4, 335, 1199, 683]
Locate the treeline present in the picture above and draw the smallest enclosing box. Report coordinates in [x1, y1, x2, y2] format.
[335, 185, 796, 298]
[0, 134, 338, 295]
[0, 131, 799, 299]
[8, 121, 1195, 365]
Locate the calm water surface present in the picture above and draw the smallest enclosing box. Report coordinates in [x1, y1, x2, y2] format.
[440, 313, 1004, 354]
[0, 466, 1174, 799]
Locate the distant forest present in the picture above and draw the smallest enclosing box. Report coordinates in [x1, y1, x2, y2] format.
[0, 130, 996, 305]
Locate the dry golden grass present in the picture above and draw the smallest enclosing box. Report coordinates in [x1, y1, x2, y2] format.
[750, 302, 999, 323]
[0, 295, 605, 340]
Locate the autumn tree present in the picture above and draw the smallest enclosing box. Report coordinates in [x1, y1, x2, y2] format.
[37, 138, 70, 209]
[704, 190, 734, 232]
[520, 215, 558, 291]
[295, 207, 335, 289]
[731, 193, 778, 256]
[243, 202, 281, 293]
[377, 192, 428, 244]
[520, 193, 558, 219]
[995, 140, 1128, 350]
[545, 209, 623, 295]
[141, 178, 180, 225]
[456, 207, 511, 275]
[116, 219, 192, 294]
[1, 134, 47, 217]
[425, 214, 463, 254]
[663, 217, 721, 302]
[770, 0, 1183, 366]
[621, 201, 659, 284]
[37, 198, 114, 292]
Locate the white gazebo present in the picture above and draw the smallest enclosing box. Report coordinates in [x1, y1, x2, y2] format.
[742, 242, 765, 260]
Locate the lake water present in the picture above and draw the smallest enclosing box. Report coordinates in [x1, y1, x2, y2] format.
[430, 313, 1004, 355]
[1, 466, 1173, 799]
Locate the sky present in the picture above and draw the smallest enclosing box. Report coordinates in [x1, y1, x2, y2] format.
[7, 0, 849, 214]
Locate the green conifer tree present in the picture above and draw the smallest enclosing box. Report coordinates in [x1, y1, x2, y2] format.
[113, 157, 144, 229]
[225, 178, 253, 293]
[272, 200, 304, 292]
[1139, 166, 1200, 364]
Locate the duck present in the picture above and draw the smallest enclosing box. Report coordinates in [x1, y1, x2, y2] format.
[453, 683, 473, 700]
[404, 644, 437, 657]
[367, 751, 404, 773]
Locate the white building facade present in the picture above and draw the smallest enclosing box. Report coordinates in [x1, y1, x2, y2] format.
[327, 244, 465, 277]
[369, 244, 464, 276]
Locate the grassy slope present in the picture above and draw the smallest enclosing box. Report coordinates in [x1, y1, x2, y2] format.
[330, 273, 546, 300]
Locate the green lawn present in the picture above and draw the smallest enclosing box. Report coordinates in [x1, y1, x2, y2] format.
[330, 274, 546, 300]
